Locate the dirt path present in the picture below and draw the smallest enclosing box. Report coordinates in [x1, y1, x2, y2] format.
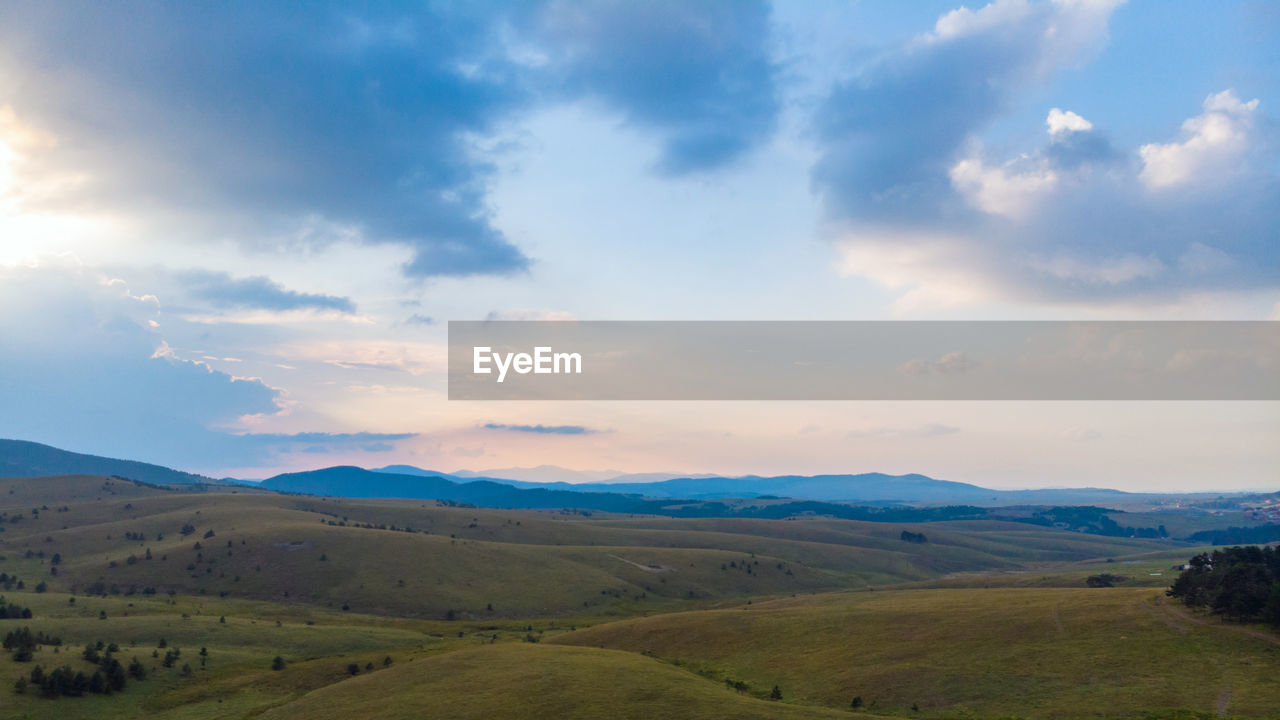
[608, 554, 674, 573]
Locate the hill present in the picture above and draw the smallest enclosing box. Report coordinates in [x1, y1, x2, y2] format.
[554, 586, 1280, 718]
[0, 438, 217, 486]
[0, 474, 1168, 620]
[258, 643, 852, 720]
[260, 466, 675, 513]
[1, 473, 1273, 719]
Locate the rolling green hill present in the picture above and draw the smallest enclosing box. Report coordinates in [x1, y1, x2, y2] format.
[258, 643, 853, 720]
[1, 475, 1170, 620]
[554, 586, 1280, 718]
[3, 474, 1275, 719]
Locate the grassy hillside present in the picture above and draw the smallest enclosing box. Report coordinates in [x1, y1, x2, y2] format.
[258, 643, 853, 720]
[1, 475, 1276, 719]
[1, 476, 1171, 619]
[555, 586, 1280, 719]
[0, 588, 551, 720]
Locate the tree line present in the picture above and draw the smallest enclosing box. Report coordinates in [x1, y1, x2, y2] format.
[1167, 546, 1280, 625]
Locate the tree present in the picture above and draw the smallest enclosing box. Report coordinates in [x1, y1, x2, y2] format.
[13, 676, 27, 694]
[272, 656, 286, 671]
[383, 656, 392, 667]
[1169, 546, 1280, 625]
[770, 685, 783, 700]
[851, 696, 863, 709]
[347, 663, 360, 676]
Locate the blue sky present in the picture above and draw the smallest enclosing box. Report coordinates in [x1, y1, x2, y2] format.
[0, 1, 1276, 489]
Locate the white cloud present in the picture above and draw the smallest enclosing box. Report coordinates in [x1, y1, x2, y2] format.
[834, 229, 995, 313]
[835, 84, 1276, 312]
[930, 0, 1035, 41]
[950, 154, 1058, 218]
[929, 0, 1125, 73]
[1139, 90, 1260, 190]
[1046, 108, 1093, 138]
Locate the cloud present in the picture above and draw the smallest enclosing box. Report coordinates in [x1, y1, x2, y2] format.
[1138, 90, 1260, 190]
[899, 351, 976, 376]
[812, 0, 1123, 224]
[1046, 108, 1093, 138]
[817, 2, 1278, 308]
[177, 269, 355, 314]
[403, 313, 436, 327]
[1064, 427, 1102, 442]
[232, 432, 417, 455]
[0, 3, 529, 278]
[846, 423, 961, 439]
[482, 423, 596, 435]
[526, 0, 780, 174]
[0, 260, 281, 467]
[484, 308, 576, 321]
[0, 2, 784, 276]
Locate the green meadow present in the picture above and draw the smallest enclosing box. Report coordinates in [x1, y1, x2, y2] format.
[2, 476, 1276, 719]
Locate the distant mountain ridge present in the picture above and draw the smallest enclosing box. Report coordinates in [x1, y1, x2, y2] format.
[0, 438, 218, 485]
[261, 466, 678, 514]
[373, 464, 719, 485]
[375, 463, 1150, 506]
[3, 439, 1235, 508]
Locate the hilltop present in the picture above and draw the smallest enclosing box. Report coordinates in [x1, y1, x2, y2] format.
[0, 439, 218, 486]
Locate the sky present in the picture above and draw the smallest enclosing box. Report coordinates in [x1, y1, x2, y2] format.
[0, 0, 1276, 490]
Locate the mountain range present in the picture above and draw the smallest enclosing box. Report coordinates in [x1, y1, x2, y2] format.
[370, 463, 1151, 506]
[0, 438, 1236, 509]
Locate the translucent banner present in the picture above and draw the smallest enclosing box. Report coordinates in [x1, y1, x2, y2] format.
[448, 321, 1280, 400]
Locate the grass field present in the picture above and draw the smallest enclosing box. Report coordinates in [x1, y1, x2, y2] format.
[555, 587, 1280, 718]
[1, 476, 1172, 619]
[2, 474, 1276, 719]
